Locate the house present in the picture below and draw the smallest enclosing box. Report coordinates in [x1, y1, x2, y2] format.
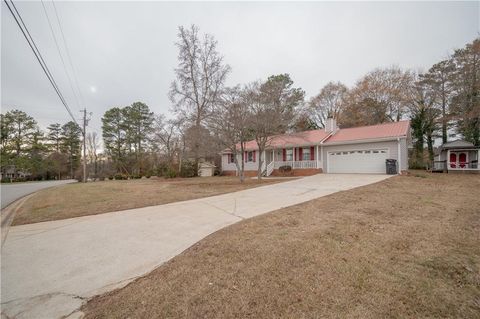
[221, 119, 410, 176]
[198, 162, 216, 177]
[432, 140, 479, 173]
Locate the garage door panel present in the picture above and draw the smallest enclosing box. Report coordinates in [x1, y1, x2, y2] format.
[328, 149, 388, 174]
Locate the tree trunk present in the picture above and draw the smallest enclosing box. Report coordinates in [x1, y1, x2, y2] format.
[426, 133, 434, 162]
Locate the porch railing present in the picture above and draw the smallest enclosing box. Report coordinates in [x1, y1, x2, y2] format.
[274, 160, 317, 169]
[448, 160, 478, 169]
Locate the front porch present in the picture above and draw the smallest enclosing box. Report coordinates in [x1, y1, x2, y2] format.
[433, 148, 479, 173]
[264, 146, 322, 176]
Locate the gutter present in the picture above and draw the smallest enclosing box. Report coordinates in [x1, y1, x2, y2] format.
[321, 135, 407, 146]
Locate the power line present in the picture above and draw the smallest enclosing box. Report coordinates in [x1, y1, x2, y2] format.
[52, 1, 85, 108]
[40, 0, 81, 110]
[3, 0, 80, 128]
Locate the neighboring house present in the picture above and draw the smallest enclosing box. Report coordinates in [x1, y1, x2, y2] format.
[0, 165, 31, 181]
[198, 162, 216, 177]
[433, 140, 479, 173]
[221, 119, 410, 176]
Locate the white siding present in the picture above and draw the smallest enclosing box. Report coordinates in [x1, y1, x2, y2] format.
[221, 153, 259, 172]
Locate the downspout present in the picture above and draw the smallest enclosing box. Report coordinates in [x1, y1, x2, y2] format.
[397, 137, 401, 175]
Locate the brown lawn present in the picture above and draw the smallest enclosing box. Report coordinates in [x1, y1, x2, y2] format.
[82, 172, 480, 319]
[13, 177, 281, 225]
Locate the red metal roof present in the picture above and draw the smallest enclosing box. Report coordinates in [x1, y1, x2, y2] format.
[324, 120, 410, 144]
[239, 129, 330, 151]
[226, 120, 410, 152]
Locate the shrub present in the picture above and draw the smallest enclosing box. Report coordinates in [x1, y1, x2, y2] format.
[279, 165, 292, 173]
[179, 161, 197, 178]
[108, 175, 114, 180]
[114, 173, 128, 180]
[165, 168, 177, 179]
[155, 163, 169, 177]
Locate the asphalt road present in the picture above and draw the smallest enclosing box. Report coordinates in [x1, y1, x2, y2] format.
[1, 180, 76, 209]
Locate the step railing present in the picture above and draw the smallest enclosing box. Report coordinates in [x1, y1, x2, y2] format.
[266, 161, 275, 176]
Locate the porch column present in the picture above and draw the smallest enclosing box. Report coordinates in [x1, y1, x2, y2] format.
[447, 149, 450, 169]
[293, 147, 296, 170]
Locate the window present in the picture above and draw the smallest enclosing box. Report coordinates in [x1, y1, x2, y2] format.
[246, 151, 255, 162]
[302, 147, 311, 161]
[286, 149, 293, 161]
[373, 150, 379, 154]
[228, 154, 235, 163]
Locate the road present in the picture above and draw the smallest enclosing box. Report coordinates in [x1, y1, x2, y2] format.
[1, 180, 76, 209]
[0, 174, 390, 319]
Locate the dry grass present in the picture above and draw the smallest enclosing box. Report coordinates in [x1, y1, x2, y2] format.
[13, 177, 280, 225]
[82, 173, 480, 319]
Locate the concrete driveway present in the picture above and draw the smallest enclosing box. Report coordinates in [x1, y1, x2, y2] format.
[1, 174, 390, 318]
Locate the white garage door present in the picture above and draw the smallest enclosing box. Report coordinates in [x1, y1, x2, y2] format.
[328, 149, 388, 174]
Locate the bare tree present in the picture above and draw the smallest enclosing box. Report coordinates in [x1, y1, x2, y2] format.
[309, 81, 348, 127]
[153, 115, 181, 168]
[249, 74, 304, 179]
[341, 66, 414, 127]
[169, 24, 231, 174]
[86, 132, 100, 179]
[210, 86, 251, 182]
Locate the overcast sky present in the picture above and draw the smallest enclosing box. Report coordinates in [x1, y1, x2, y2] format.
[2, 1, 479, 135]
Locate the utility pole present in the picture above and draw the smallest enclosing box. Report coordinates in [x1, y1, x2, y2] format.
[81, 108, 91, 183]
[82, 108, 87, 183]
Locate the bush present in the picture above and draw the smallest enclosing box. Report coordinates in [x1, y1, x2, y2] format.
[114, 173, 128, 180]
[155, 163, 169, 177]
[179, 161, 197, 178]
[1, 177, 11, 183]
[108, 175, 114, 180]
[165, 168, 177, 179]
[279, 165, 292, 173]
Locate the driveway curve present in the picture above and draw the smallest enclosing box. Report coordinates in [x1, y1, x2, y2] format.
[1, 174, 390, 319]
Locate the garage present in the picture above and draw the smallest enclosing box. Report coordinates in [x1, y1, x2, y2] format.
[327, 149, 388, 174]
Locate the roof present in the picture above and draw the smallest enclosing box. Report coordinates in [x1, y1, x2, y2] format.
[224, 120, 410, 153]
[439, 140, 478, 150]
[324, 120, 410, 144]
[237, 129, 330, 151]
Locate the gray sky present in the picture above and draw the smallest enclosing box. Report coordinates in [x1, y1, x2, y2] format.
[2, 1, 479, 136]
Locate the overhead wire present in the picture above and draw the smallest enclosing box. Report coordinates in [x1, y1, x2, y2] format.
[40, 0, 81, 111]
[3, 0, 80, 127]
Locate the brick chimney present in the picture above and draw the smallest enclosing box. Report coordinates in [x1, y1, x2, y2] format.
[325, 117, 337, 133]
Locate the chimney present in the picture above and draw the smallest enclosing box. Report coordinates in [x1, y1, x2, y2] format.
[325, 117, 337, 133]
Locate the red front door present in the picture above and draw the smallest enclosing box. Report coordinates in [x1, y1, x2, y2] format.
[450, 153, 457, 168]
[459, 153, 467, 168]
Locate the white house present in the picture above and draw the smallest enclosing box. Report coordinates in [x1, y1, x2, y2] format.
[221, 119, 410, 176]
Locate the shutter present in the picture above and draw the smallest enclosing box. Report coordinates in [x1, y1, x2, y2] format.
[299, 148, 303, 161]
[253, 150, 256, 162]
[283, 149, 286, 161]
[245, 151, 248, 162]
[310, 146, 315, 160]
